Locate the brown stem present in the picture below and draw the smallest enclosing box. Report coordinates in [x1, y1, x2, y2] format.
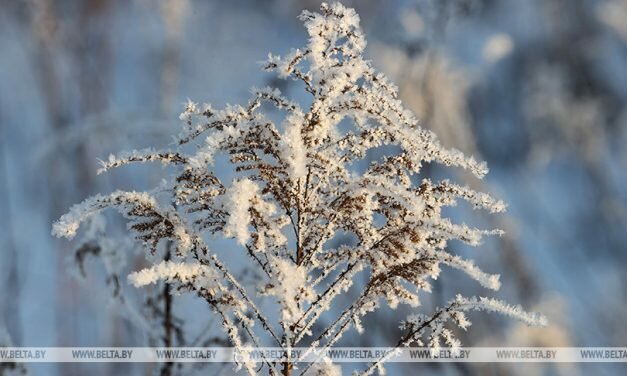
[282, 363, 292, 376]
[161, 248, 174, 376]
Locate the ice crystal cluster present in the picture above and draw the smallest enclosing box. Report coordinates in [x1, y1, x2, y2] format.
[53, 3, 544, 375]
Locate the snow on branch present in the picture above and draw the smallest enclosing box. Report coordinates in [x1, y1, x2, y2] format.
[129, 261, 216, 288]
[453, 295, 547, 327]
[97, 148, 187, 174]
[53, 190, 194, 255]
[223, 178, 259, 245]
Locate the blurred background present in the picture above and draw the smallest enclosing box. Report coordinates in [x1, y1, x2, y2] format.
[0, 0, 626, 375]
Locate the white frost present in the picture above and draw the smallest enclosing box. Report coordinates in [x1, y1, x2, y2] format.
[281, 112, 308, 179]
[223, 179, 259, 245]
[262, 256, 314, 329]
[128, 261, 217, 290]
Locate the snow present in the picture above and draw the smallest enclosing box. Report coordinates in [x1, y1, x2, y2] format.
[128, 261, 212, 288]
[223, 178, 259, 246]
[280, 112, 308, 179]
[52, 191, 158, 239]
[304, 359, 342, 376]
[96, 148, 185, 174]
[262, 256, 315, 330]
[454, 295, 548, 327]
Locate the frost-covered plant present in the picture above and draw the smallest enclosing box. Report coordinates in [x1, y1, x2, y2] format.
[53, 3, 545, 375]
